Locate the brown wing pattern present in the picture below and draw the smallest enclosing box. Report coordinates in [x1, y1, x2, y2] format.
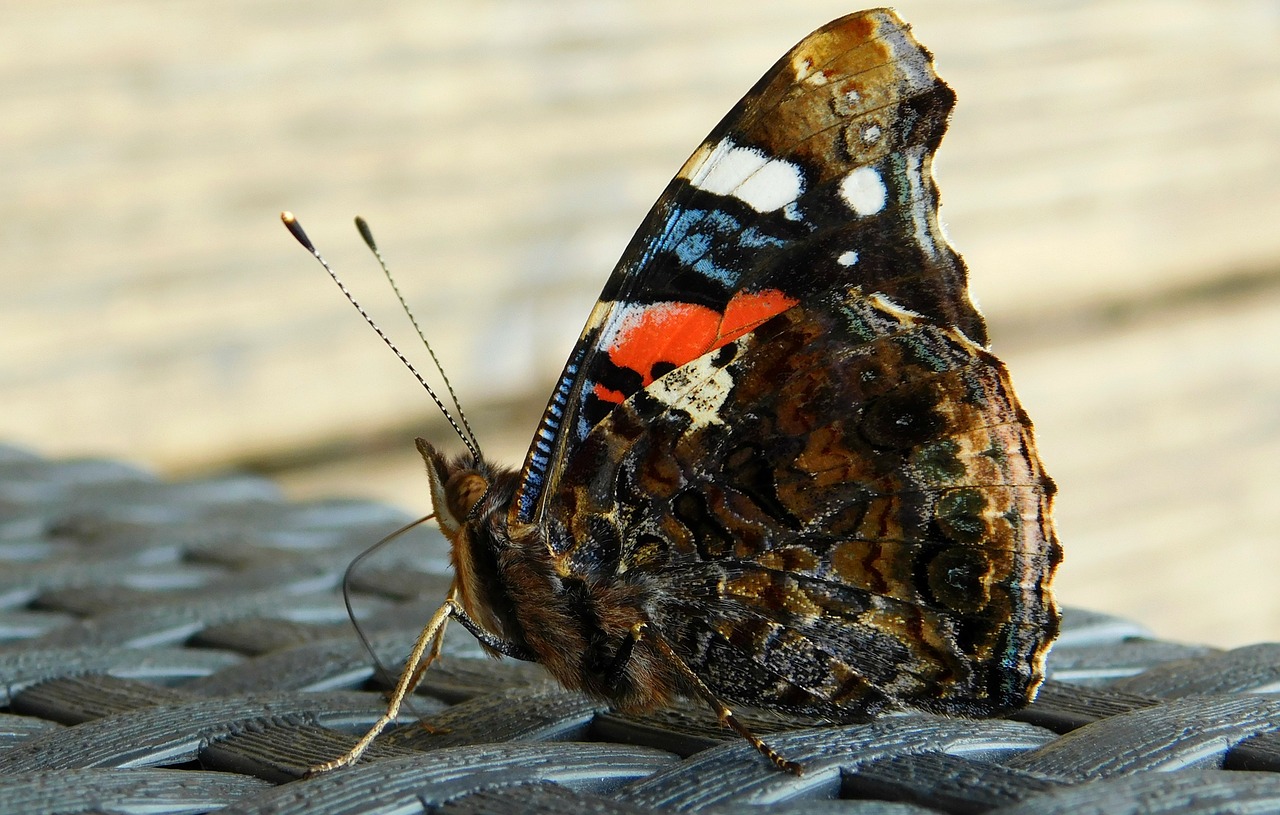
[545, 288, 1060, 718]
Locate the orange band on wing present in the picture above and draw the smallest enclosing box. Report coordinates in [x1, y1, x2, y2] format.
[606, 289, 798, 388]
[592, 381, 628, 406]
[719, 289, 799, 344]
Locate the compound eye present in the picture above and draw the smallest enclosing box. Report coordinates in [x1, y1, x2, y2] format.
[446, 471, 489, 522]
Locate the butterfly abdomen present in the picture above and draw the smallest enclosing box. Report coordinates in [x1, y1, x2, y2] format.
[508, 567, 689, 712]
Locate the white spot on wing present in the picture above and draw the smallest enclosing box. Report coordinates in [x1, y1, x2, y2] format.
[683, 138, 804, 213]
[867, 291, 928, 324]
[837, 250, 860, 266]
[792, 55, 828, 86]
[838, 166, 887, 216]
[904, 145, 940, 259]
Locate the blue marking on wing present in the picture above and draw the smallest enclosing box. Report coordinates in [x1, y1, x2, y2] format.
[654, 206, 745, 286]
[574, 409, 594, 450]
[692, 256, 733, 285]
[674, 231, 712, 266]
[516, 348, 587, 521]
[739, 226, 787, 249]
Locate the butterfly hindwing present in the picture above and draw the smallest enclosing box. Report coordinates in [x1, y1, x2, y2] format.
[512, 10, 984, 528]
[544, 288, 1060, 716]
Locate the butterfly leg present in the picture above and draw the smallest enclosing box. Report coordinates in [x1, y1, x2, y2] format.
[389, 588, 463, 739]
[400, 587, 461, 696]
[631, 622, 804, 775]
[308, 597, 462, 775]
[448, 607, 539, 661]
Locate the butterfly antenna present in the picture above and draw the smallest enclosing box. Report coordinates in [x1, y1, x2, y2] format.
[353, 216, 480, 454]
[340, 512, 438, 689]
[281, 212, 482, 462]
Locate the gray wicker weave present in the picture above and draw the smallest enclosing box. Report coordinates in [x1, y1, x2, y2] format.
[1, 444, 1278, 814]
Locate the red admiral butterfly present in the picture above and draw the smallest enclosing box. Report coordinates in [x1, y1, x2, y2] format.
[286, 8, 1060, 775]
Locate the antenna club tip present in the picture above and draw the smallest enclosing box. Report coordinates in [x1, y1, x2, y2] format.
[354, 216, 378, 251]
[281, 211, 316, 252]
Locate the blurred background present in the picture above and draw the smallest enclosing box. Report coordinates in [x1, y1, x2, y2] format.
[3, 1, 1279, 647]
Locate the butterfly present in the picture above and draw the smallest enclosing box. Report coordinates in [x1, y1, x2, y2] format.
[286, 7, 1061, 776]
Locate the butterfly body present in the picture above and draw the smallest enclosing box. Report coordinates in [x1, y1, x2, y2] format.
[422, 441, 688, 713]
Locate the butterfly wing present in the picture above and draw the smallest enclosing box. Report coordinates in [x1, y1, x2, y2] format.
[511, 10, 983, 529]
[546, 290, 1060, 716]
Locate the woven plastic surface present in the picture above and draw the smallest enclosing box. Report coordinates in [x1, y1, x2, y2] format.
[2, 444, 1278, 814]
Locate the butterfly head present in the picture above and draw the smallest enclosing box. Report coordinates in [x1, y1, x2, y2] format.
[420, 448, 483, 536]
[416, 436, 526, 646]
[416, 436, 510, 532]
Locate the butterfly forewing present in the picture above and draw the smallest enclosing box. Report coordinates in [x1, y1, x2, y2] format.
[512, 10, 985, 528]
